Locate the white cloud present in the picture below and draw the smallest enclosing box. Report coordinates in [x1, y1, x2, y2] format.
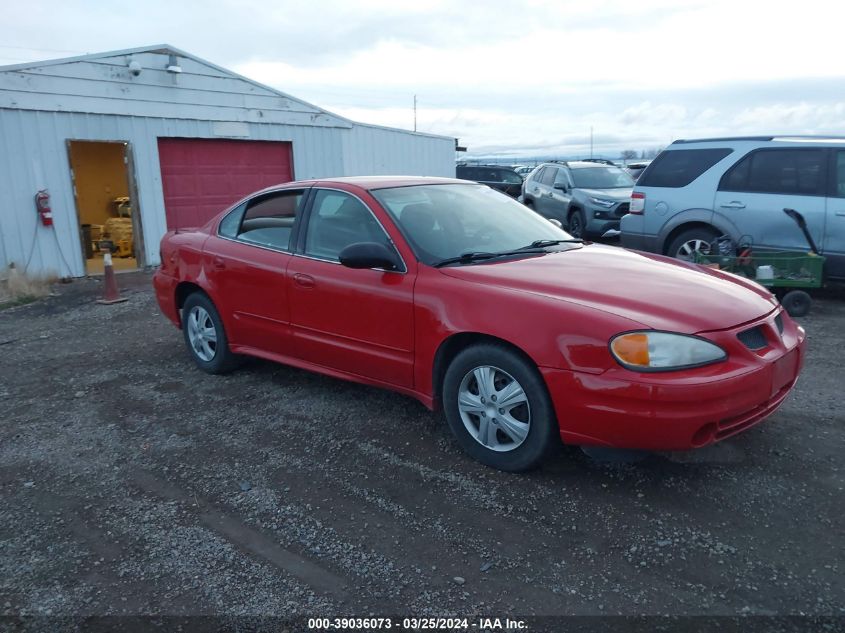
[3, 0, 845, 156]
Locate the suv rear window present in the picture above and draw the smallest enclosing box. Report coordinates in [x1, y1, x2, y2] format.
[638, 148, 732, 188]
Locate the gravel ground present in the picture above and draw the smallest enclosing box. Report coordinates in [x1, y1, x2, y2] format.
[0, 273, 843, 625]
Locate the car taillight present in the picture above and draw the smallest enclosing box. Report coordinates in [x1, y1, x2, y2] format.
[630, 192, 645, 214]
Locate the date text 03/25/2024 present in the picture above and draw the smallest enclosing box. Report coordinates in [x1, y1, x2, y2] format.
[307, 617, 527, 630]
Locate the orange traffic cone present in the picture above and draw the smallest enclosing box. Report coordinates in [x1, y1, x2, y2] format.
[96, 252, 128, 305]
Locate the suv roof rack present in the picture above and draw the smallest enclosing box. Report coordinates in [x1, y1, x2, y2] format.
[672, 135, 845, 144]
[672, 136, 774, 144]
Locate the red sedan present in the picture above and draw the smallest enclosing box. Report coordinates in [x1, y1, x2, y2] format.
[154, 177, 805, 471]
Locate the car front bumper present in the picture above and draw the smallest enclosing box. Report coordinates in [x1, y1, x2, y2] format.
[542, 315, 806, 451]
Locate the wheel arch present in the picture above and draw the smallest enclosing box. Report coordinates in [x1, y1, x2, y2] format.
[174, 281, 208, 326]
[431, 332, 540, 412]
[662, 222, 721, 256]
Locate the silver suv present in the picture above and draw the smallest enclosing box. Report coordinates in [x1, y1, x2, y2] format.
[521, 161, 634, 238]
[620, 136, 845, 280]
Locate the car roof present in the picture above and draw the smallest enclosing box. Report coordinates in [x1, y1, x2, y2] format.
[253, 176, 470, 193]
[544, 160, 616, 170]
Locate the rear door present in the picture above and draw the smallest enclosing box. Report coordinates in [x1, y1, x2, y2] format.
[287, 188, 416, 387]
[203, 188, 306, 355]
[533, 166, 558, 216]
[714, 148, 827, 252]
[824, 150, 845, 278]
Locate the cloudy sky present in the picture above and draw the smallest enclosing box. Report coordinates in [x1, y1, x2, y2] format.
[3, 0, 844, 158]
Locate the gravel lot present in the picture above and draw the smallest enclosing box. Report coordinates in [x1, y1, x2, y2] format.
[0, 273, 843, 625]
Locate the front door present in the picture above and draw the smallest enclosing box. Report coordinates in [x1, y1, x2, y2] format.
[713, 148, 827, 252]
[288, 188, 415, 387]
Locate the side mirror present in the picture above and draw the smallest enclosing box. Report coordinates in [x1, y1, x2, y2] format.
[548, 218, 563, 228]
[553, 183, 569, 193]
[339, 242, 400, 271]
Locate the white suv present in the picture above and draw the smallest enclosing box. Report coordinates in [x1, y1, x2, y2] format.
[620, 136, 845, 280]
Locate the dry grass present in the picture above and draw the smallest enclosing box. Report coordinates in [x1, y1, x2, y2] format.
[0, 266, 57, 308]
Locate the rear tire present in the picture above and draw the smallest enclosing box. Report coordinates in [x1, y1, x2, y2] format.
[181, 292, 240, 374]
[442, 343, 559, 472]
[780, 289, 812, 317]
[667, 227, 720, 261]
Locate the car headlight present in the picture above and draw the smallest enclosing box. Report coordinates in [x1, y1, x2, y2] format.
[589, 197, 615, 208]
[609, 331, 727, 371]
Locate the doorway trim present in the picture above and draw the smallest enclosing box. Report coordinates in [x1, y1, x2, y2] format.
[66, 139, 145, 274]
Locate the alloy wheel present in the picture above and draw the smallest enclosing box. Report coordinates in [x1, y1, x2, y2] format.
[676, 239, 712, 261]
[186, 306, 217, 362]
[457, 365, 531, 452]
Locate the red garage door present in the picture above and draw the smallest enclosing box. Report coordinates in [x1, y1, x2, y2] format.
[158, 138, 293, 229]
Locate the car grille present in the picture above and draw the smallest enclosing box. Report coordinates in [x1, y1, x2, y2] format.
[775, 313, 784, 335]
[737, 326, 768, 350]
[614, 202, 630, 217]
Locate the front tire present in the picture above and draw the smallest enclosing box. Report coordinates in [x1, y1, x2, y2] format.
[567, 208, 587, 239]
[442, 343, 559, 472]
[181, 292, 240, 374]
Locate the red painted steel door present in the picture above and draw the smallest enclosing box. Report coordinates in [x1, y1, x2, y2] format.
[158, 138, 293, 229]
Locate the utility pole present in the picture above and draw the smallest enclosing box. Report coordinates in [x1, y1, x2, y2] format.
[590, 126, 594, 158]
[413, 95, 417, 132]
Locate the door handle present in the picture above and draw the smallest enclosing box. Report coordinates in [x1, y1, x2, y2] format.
[836, 211, 845, 217]
[293, 273, 315, 289]
[720, 201, 746, 209]
[212, 256, 226, 270]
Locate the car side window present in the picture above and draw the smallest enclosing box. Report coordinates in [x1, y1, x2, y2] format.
[531, 167, 546, 182]
[304, 190, 394, 263]
[553, 169, 570, 187]
[218, 202, 246, 238]
[719, 149, 826, 196]
[236, 190, 304, 251]
[540, 167, 557, 186]
[499, 170, 522, 184]
[835, 151, 845, 197]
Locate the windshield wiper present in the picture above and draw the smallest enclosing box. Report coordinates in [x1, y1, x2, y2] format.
[434, 247, 555, 268]
[521, 238, 584, 249]
[434, 252, 500, 267]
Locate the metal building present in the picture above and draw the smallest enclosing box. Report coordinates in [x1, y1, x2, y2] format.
[0, 45, 456, 277]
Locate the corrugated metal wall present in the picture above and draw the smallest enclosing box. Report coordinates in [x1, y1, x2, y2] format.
[0, 47, 457, 277]
[0, 110, 347, 277]
[343, 124, 456, 178]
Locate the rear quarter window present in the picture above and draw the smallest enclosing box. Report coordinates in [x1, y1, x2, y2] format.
[638, 148, 732, 188]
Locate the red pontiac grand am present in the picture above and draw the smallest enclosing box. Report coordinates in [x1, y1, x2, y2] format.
[154, 177, 805, 471]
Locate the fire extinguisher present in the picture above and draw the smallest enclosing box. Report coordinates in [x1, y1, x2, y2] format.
[35, 190, 53, 227]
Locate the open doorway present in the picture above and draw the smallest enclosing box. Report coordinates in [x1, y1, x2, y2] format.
[68, 140, 144, 275]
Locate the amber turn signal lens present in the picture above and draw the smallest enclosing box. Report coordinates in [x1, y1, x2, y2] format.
[611, 333, 650, 367]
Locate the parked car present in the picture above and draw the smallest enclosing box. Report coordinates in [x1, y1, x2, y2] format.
[456, 164, 523, 198]
[624, 160, 651, 181]
[620, 136, 845, 280]
[154, 176, 805, 471]
[514, 165, 535, 178]
[521, 161, 634, 238]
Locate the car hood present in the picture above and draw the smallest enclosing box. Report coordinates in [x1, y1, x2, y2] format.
[437, 245, 778, 333]
[577, 188, 632, 201]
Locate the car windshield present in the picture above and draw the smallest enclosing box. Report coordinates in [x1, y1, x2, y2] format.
[571, 166, 634, 189]
[371, 183, 573, 266]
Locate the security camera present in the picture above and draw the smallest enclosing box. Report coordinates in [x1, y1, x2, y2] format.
[128, 60, 142, 76]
